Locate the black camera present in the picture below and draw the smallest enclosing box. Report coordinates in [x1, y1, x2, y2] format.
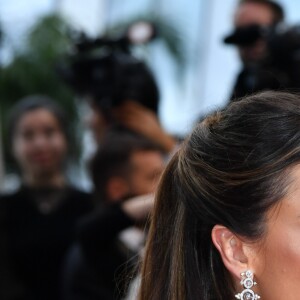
[224, 23, 300, 66]
[59, 22, 159, 114]
[224, 23, 300, 100]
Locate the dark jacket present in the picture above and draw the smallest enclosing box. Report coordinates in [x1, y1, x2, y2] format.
[230, 58, 300, 102]
[0, 185, 93, 300]
[62, 204, 137, 300]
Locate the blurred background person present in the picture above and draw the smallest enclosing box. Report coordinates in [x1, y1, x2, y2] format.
[0, 96, 93, 300]
[63, 131, 164, 300]
[224, 0, 300, 100]
[59, 32, 178, 154]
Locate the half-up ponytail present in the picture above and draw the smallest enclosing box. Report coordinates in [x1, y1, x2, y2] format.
[139, 152, 187, 299]
[139, 91, 300, 300]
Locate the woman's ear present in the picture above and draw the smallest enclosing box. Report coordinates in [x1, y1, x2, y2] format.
[211, 225, 249, 280]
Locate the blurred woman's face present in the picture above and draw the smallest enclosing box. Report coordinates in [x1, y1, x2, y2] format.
[12, 108, 67, 177]
[250, 165, 300, 299]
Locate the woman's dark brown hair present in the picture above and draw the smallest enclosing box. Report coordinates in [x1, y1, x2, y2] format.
[138, 91, 300, 300]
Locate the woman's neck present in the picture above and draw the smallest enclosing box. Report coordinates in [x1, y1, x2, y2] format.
[23, 172, 66, 188]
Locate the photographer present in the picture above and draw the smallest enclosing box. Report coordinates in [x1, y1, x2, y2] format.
[60, 30, 176, 154]
[224, 0, 300, 101]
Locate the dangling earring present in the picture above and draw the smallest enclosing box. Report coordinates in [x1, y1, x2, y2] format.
[235, 270, 260, 300]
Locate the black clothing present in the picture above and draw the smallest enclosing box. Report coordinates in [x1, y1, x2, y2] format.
[63, 204, 137, 300]
[0, 185, 93, 300]
[231, 65, 285, 100]
[230, 58, 300, 102]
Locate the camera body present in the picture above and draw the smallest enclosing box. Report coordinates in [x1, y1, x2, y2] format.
[59, 29, 159, 114]
[224, 23, 300, 65]
[267, 24, 300, 66]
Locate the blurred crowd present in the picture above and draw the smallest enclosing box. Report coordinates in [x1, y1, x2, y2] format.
[1, 0, 300, 300]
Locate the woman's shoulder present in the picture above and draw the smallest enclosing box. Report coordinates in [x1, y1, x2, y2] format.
[0, 188, 26, 204]
[64, 186, 94, 211]
[67, 186, 92, 203]
[0, 189, 27, 222]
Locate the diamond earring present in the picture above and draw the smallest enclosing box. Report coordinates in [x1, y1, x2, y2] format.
[235, 270, 260, 300]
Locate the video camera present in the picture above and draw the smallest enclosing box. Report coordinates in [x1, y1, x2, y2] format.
[59, 21, 159, 114]
[224, 23, 300, 66]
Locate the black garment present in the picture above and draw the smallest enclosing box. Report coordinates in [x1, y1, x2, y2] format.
[0, 185, 93, 300]
[62, 204, 137, 300]
[230, 59, 300, 102]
